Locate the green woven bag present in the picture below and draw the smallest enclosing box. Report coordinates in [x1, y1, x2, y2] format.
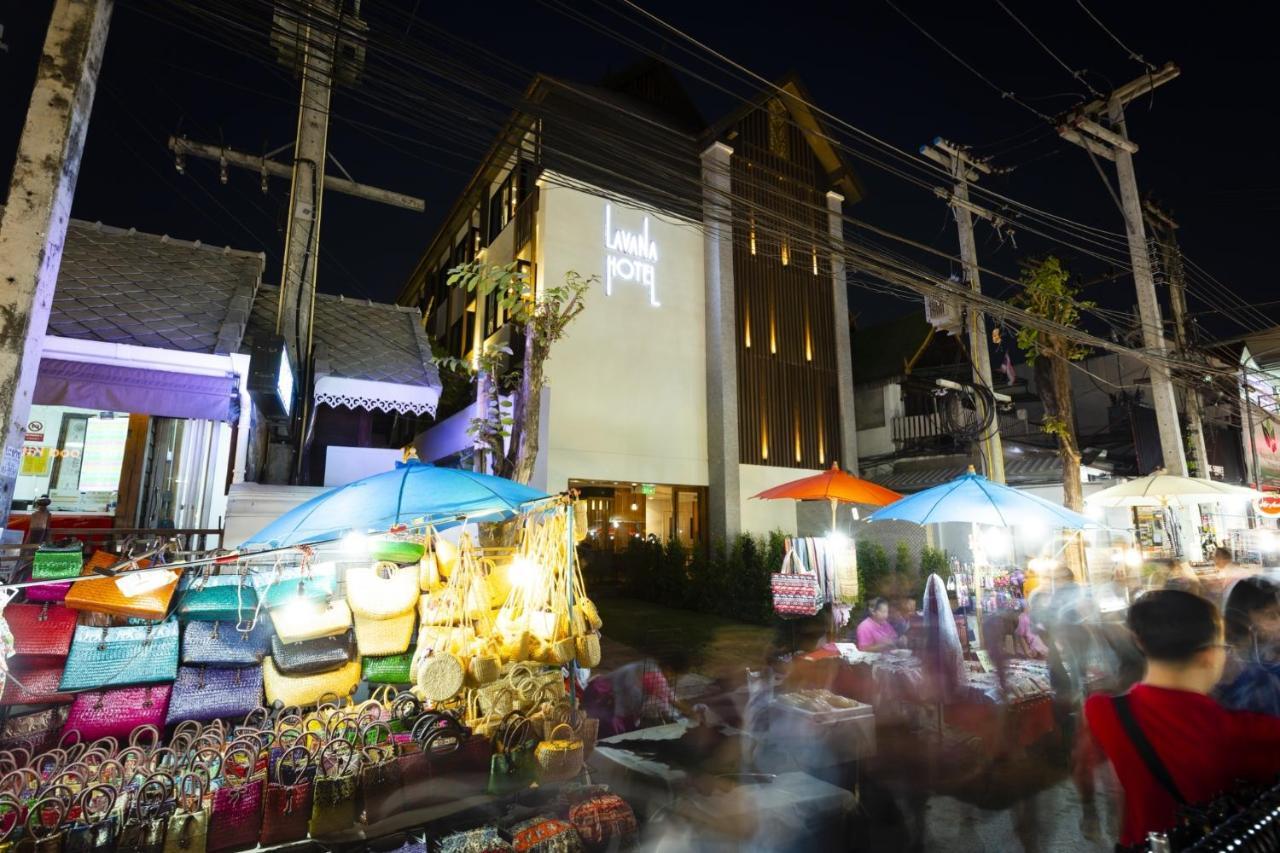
[31, 545, 83, 580]
[362, 651, 413, 684]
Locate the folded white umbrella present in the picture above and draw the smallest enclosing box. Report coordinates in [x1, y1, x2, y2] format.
[1085, 471, 1261, 509]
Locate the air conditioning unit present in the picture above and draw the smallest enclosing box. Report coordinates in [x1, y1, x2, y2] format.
[924, 293, 962, 334]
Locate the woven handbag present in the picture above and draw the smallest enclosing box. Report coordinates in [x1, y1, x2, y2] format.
[182, 620, 273, 667]
[0, 662, 74, 706]
[414, 650, 464, 703]
[256, 562, 337, 610]
[64, 782, 119, 853]
[358, 742, 403, 825]
[508, 817, 584, 853]
[63, 684, 171, 741]
[3, 602, 78, 661]
[269, 631, 354, 675]
[162, 773, 208, 853]
[165, 667, 264, 725]
[270, 598, 352, 644]
[535, 723, 584, 784]
[0, 706, 68, 753]
[309, 740, 359, 838]
[771, 550, 821, 618]
[177, 572, 258, 623]
[25, 578, 72, 603]
[31, 545, 84, 581]
[348, 563, 418, 656]
[363, 652, 414, 684]
[60, 619, 179, 691]
[64, 551, 174, 620]
[207, 740, 264, 853]
[263, 658, 360, 708]
[370, 540, 425, 565]
[259, 745, 313, 846]
[486, 711, 537, 797]
[568, 794, 637, 852]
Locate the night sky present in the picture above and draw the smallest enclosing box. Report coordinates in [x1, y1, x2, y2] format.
[2, 1, 1275, 340]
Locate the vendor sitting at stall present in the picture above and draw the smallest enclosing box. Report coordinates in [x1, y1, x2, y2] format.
[854, 597, 901, 651]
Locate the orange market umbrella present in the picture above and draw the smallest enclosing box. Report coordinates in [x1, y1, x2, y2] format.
[752, 462, 902, 529]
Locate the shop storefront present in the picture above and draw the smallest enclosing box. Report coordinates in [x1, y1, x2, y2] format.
[573, 480, 707, 549]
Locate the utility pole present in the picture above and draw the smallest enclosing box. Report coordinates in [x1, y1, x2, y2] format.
[920, 137, 1005, 483]
[1058, 64, 1189, 479]
[1144, 200, 1210, 480]
[0, 0, 112, 531]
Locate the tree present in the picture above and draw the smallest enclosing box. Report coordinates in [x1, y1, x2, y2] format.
[1011, 255, 1092, 512]
[435, 262, 591, 483]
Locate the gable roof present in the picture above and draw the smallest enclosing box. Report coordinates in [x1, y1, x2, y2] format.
[48, 218, 263, 355]
[244, 286, 441, 412]
[706, 75, 865, 203]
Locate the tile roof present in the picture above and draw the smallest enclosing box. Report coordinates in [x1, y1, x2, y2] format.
[874, 452, 1064, 493]
[49, 218, 264, 355]
[244, 286, 440, 389]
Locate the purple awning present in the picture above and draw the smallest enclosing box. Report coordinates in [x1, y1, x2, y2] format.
[34, 358, 240, 423]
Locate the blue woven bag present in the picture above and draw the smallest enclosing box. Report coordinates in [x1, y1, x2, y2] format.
[183, 620, 274, 666]
[60, 619, 180, 691]
[165, 666, 264, 725]
[256, 562, 338, 610]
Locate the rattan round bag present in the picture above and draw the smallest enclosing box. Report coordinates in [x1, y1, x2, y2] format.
[415, 650, 464, 703]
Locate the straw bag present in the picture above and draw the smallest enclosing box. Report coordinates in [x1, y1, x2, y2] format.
[535, 723, 584, 784]
[467, 639, 502, 686]
[65, 552, 174, 620]
[263, 657, 360, 707]
[270, 598, 351, 644]
[575, 633, 602, 668]
[414, 650, 464, 703]
[347, 563, 418, 655]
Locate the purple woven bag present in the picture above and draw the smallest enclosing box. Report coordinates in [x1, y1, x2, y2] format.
[209, 740, 265, 853]
[63, 685, 171, 742]
[25, 581, 71, 602]
[166, 666, 263, 725]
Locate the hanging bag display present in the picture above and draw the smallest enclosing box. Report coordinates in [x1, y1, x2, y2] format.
[59, 620, 179, 691]
[256, 561, 337, 611]
[363, 652, 414, 685]
[3, 604, 78, 663]
[31, 546, 83, 582]
[258, 745, 312, 847]
[165, 667, 263, 726]
[347, 563, 418, 656]
[180, 621, 272, 667]
[268, 631, 354, 676]
[771, 549, 822, 618]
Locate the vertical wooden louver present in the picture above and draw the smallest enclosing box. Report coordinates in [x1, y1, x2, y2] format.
[732, 104, 842, 470]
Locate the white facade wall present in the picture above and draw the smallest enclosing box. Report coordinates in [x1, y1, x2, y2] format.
[534, 181, 710, 495]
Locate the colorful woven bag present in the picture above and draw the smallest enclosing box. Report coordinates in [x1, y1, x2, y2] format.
[64, 552, 175, 620]
[63, 684, 171, 741]
[165, 666, 264, 725]
[31, 545, 83, 581]
[0, 662, 74, 706]
[362, 651, 414, 684]
[508, 817, 583, 853]
[263, 657, 360, 707]
[568, 794, 638, 851]
[182, 620, 273, 666]
[347, 563, 418, 656]
[60, 619, 180, 691]
[3, 602, 78, 661]
[771, 550, 821, 618]
[177, 572, 258, 623]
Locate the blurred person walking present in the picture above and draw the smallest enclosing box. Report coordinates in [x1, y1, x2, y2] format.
[1216, 575, 1280, 715]
[1077, 590, 1280, 849]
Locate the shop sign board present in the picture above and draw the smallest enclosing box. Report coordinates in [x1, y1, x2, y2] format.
[1251, 411, 1280, 490]
[1258, 494, 1280, 517]
[604, 203, 660, 307]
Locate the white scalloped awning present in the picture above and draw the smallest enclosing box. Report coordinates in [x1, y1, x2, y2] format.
[313, 375, 440, 417]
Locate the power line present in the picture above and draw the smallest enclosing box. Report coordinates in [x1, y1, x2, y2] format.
[1073, 0, 1156, 71]
[991, 0, 1101, 98]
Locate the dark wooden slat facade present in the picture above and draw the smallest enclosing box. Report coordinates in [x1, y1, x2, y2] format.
[730, 104, 843, 470]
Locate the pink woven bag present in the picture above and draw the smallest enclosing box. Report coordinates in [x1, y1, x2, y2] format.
[63, 684, 171, 742]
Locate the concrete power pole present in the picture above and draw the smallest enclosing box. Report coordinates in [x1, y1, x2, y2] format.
[1144, 200, 1210, 480]
[920, 138, 1006, 484]
[0, 0, 112, 530]
[1058, 64, 1189, 479]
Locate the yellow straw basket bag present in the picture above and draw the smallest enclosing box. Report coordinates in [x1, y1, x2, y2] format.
[263, 658, 361, 707]
[535, 723, 584, 783]
[347, 562, 418, 655]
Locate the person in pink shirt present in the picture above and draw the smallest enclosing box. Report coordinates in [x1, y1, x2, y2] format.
[855, 597, 902, 651]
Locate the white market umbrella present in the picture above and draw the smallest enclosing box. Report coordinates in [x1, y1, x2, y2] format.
[1085, 471, 1262, 509]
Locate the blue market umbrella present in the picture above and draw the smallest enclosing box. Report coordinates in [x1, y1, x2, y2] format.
[866, 469, 1095, 530]
[241, 460, 549, 548]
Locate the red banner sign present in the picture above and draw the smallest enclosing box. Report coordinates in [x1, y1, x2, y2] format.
[1258, 495, 1280, 516]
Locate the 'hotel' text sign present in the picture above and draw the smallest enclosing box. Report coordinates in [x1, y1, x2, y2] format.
[604, 204, 660, 306]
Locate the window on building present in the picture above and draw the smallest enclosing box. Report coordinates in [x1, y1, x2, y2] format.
[854, 386, 886, 430]
[570, 480, 706, 551]
[13, 405, 130, 514]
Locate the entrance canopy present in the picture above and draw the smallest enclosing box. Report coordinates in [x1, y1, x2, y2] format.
[35, 358, 240, 423]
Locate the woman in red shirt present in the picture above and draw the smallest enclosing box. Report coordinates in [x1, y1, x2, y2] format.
[1079, 589, 1280, 849]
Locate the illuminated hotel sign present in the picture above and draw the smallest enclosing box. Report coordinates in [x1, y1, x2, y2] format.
[604, 204, 660, 306]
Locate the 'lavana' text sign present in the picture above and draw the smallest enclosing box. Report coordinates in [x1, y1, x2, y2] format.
[604, 204, 660, 306]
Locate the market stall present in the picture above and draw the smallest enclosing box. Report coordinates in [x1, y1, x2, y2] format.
[0, 461, 643, 852]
